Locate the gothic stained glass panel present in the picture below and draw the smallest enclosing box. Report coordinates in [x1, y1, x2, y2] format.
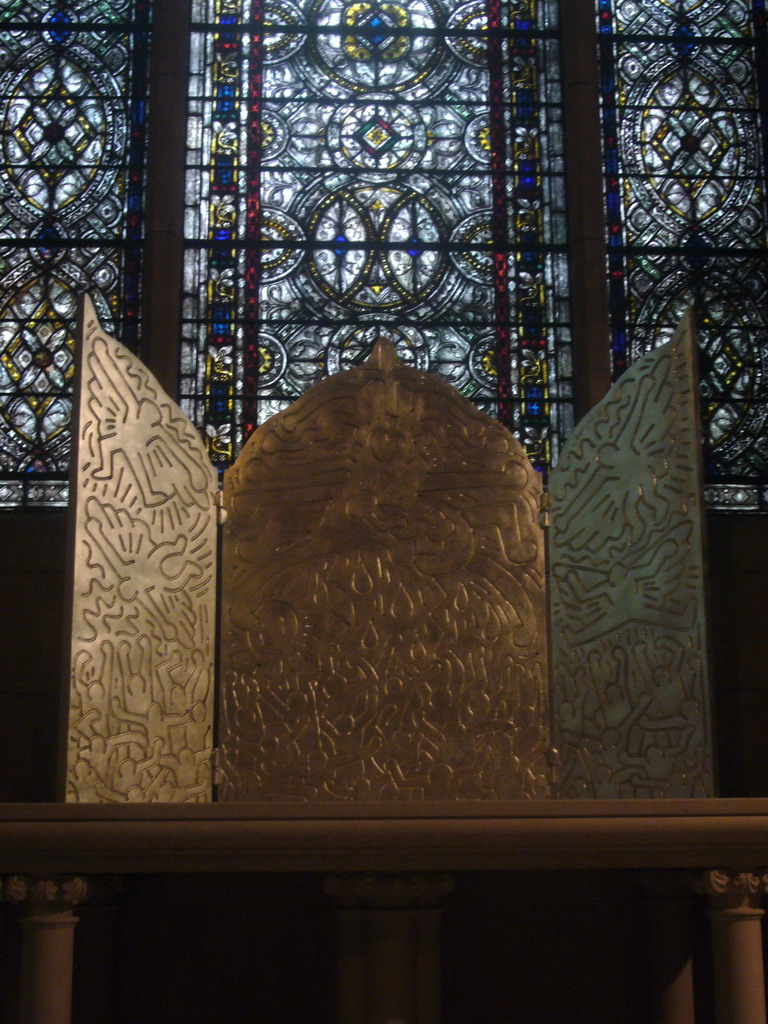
[598, 0, 768, 511]
[182, 0, 571, 472]
[0, 1, 151, 507]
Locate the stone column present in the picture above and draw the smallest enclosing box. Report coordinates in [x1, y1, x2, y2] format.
[4, 875, 89, 1024]
[697, 869, 768, 1024]
[640, 871, 696, 1024]
[325, 873, 454, 1024]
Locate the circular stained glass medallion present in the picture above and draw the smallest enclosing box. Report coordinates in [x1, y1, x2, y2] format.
[0, 45, 123, 222]
[446, 1, 488, 67]
[307, 182, 453, 313]
[329, 98, 426, 171]
[307, 0, 447, 95]
[263, 0, 306, 63]
[325, 324, 431, 373]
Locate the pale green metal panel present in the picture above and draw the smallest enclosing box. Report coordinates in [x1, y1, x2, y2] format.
[549, 312, 714, 798]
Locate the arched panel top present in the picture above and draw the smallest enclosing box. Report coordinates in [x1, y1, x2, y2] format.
[219, 341, 549, 801]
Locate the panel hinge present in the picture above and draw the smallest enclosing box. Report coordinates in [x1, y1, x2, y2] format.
[539, 491, 552, 528]
[547, 746, 561, 787]
[215, 488, 227, 526]
[210, 746, 223, 787]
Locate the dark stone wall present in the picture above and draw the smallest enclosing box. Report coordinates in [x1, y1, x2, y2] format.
[0, 511, 67, 801]
[708, 514, 768, 796]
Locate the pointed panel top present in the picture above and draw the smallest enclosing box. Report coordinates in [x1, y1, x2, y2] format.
[549, 313, 713, 798]
[365, 338, 402, 371]
[64, 296, 218, 803]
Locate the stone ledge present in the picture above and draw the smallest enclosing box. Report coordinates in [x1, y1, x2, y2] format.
[0, 799, 767, 873]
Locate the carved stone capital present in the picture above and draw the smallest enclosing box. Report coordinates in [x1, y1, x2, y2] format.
[693, 869, 768, 914]
[324, 872, 455, 909]
[3, 875, 90, 915]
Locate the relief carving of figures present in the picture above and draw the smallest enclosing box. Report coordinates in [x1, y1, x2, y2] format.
[548, 313, 714, 798]
[65, 296, 217, 802]
[219, 340, 549, 800]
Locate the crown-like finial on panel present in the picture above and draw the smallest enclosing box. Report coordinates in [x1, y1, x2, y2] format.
[365, 337, 402, 371]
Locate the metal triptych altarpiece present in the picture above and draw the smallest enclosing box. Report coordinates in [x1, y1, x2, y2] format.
[64, 302, 713, 803]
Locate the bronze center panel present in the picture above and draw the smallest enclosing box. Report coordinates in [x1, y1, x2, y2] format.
[218, 341, 549, 800]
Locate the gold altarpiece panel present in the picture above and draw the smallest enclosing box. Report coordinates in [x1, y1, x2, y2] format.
[548, 312, 714, 798]
[63, 296, 218, 802]
[218, 341, 549, 800]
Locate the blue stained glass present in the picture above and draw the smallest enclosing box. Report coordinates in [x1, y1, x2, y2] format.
[47, 11, 73, 45]
[598, 0, 768, 512]
[182, 0, 572, 475]
[671, 21, 696, 60]
[0, 1, 152, 508]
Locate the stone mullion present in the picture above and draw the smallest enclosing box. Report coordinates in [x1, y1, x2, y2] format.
[140, 0, 192, 396]
[558, 0, 612, 422]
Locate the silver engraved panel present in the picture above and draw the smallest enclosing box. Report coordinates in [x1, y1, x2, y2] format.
[65, 296, 218, 802]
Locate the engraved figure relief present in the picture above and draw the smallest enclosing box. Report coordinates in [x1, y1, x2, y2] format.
[65, 295, 218, 802]
[219, 340, 549, 800]
[548, 312, 714, 798]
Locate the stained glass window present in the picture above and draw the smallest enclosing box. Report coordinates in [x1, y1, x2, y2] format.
[182, 0, 571, 473]
[599, 0, 768, 511]
[0, 1, 151, 507]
